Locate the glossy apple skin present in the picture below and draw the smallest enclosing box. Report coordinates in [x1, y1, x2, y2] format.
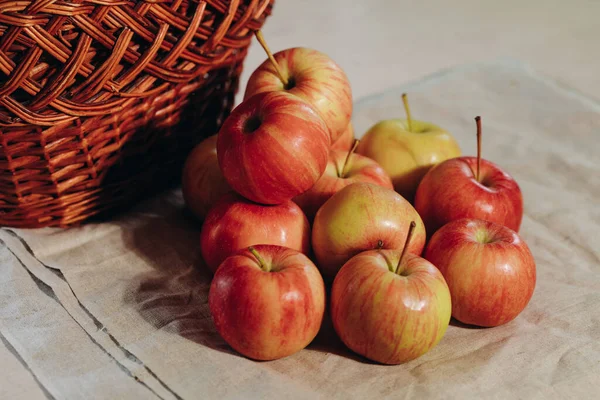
[356, 119, 461, 202]
[181, 135, 231, 220]
[414, 156, 523, 235]
[200, 193, 311, 272]
[293, 149, 393, 221]
[218, 91, 330, 205]
[331, 250, 451, 364]
[331, 122, 355, 151]
[312, 182, 426, 280]
[244, 47, 352, 142]
[209, 245, 326, 361]
[424, 219, 536, 327]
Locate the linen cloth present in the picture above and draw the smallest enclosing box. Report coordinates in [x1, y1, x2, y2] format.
[1, 61, 599, 399]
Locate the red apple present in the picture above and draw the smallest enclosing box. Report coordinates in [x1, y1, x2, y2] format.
[415, 156, 523, 234]
[424, 218, 536, 327]
[331, 222, 451, 364]
[312, 182, 426, 280]
[181, 135, 231, 220]
[209, 245, 326, 360]
[217, 91, 330, 205]
[293, 143, 393, 221]
[331, 122, 355, 151]
[414, 117, 523, 234]
[244, 45, 352, 142]
[200, 192, 310, 273]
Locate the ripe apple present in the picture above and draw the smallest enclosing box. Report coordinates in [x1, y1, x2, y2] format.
[209, 245, 326, 361]
[356, 94, 460, 202]
[312, 182, 426, 280]
[331, 122, 355, 151]
[414, 117, 523, 234]
[245, 33, 352, 142]
[181, 135, 231, 220]
[331, 222, 451, 364]
[217, 91, 330, 205]
[200, 192, 311, 272]
[424, 218, 536, 327]
[293, 142, 393, 221]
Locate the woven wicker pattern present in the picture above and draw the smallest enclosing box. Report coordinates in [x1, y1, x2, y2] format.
[0, 0, 273, 228]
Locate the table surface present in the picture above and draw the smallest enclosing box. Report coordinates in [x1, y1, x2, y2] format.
[238, 0, 600, 105]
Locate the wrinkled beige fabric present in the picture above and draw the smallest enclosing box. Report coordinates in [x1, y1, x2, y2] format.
[1, 61, 599, 399]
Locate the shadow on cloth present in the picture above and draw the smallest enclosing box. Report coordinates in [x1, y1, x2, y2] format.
[121, 191, 369, 362]
[308, 300, 375, 364]
[121, 193, 235, 356]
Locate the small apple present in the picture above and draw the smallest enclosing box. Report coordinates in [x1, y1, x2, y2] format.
[331, 222, 452, 364]
[200, 192, 311, 272]
[244, 31, 352, 142]
[415, 117, 523, 234]
[356, 93, 461, 202]
[293, 140, 393, 221]
[424, 218, 536, 327]
[181, 135, 231, 220]
[331, 122, 355, 152]
[217, 91, 330, 205]
[209, 245, 326, 361]
[312, 182, 426, 280]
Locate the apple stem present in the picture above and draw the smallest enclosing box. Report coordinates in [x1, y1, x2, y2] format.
[254, 30, 289, 87]
[340, 139, 360, 178]
[402, 93, 413, 132]
[377, 240, 384, 249]
[395, 221, 416, 275]
[248, 246, 269, 272]
[475, 116, 482, 182]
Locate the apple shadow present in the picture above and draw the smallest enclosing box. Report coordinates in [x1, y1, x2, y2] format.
[449, 317, 488, 329]
[121, 193, 379, 362]
[307, 289, 377, 364]
[308, 320, 376, 365]
[393, 164, 432, 205]
[121, 193, 238, 357]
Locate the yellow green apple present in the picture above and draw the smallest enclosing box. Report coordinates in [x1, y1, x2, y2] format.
[356, 94, 461, 202]
[331, 246, 451, 364]
[311, 182, 426, 281]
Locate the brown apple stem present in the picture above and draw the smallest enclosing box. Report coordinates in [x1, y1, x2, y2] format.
[395, 221, 416, 275]
[248, 246, 269, 272]
[340, 139, 360, 178]
[254, 30, 288, 87]
[377, 240, 384, 249]
[475, 116, 482, 182]
[402, 93, 413, 132]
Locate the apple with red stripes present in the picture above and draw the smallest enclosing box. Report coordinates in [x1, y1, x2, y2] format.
[209, 245, 326, 360]
[424, 218, 536, 327]
[293, 140, 393, 221]
[415, 117, 523, 235]
[331, 222, 452, 364]
[245, 32, 352, 142]
[217, 91, 330, 205]
[200, 192, 310, 273]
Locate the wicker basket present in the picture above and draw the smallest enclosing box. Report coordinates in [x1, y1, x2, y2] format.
[0, 0, 273, 228]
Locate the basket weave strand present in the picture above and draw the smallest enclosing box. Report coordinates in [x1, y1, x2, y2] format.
[0, 0, 273, 227]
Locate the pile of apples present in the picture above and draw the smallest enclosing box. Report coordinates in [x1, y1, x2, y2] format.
[182, 31, 536, 364]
